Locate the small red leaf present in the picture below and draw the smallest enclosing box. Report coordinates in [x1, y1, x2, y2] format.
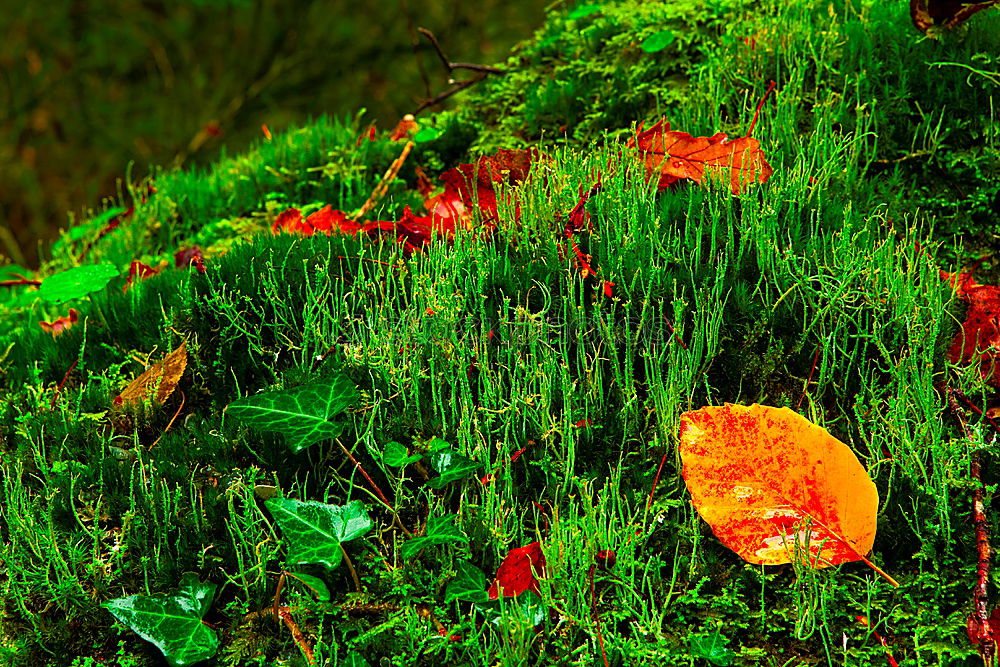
[123, 260, 160, 293]
[174, 246, 206, 273]
[39, 308, 78, 337]
[488, 541, 546, 599]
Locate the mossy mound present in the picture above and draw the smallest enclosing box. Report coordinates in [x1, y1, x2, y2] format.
[2, 1, 999, 665]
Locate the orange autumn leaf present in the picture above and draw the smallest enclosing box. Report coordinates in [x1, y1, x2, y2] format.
[627, 120, 772, 195]
[679, 404, 895, 584]
[113, 342, 188, 407]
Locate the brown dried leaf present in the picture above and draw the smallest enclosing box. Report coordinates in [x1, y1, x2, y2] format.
[113, 342, 187, 407]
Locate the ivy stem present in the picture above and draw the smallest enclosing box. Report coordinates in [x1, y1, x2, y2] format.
[335, 438, 412, 537]
[340, 544, 362, 593]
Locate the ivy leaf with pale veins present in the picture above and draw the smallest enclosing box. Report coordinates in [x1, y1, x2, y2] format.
[445, 560, 490, 603]
[425, 447, 481, 488]
[401, 515, 469, 560]
[102, 573, 218, 667]
[225, 374, 359, 452]
[266, 498, 372, 569]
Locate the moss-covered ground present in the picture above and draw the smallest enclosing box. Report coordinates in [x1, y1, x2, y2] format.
[2, 1, 1000, 665]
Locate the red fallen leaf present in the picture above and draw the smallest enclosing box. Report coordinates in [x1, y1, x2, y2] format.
[391, 114, 418, 141]
[565, 182, 600, 236]
[628, 82, 774, 195]
[941, 265, 1000, 386]
[424, 186, 470, 231]
[911, 0, 998, 32]
[628, 120, 772, 194]
[967, 607, 1000, 647]
[305, 206, 365, 236]
[440, 148, 535, 221]
[122, 260, 161, 293]
[39, 308, 78, 337]
[488, 541, 546, 599]
[175, 246, 206, 273]
[272, 208, 305, 234]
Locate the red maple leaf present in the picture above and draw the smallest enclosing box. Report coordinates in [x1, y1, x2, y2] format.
[628, 120, 772, 194]
[439, 148, 535, 222]
[628, 82, 774, 195]
[942, 266, 1000, 386]
[488, 541, 546, 599]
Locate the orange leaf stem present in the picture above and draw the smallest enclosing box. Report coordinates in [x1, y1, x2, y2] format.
[277, 606, 316, 665]
[745, 80, 776, 137]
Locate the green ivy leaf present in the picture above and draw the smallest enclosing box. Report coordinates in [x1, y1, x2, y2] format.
[641, 30, 676, 53]
[413, 127, 443, 143]
[266, 498, 372, 569]
[383, 440, 422, 467]
[287, 572, 330, 602]
[445, 560, 490, 604]
[690, 631, 736, 666]
[401, 515, 469, 560]
[428, 436, 451, 452]
[39, 264, 120, 304]
[475, 590, 546, 627]
[225, 374, 359, 453]
[425, 448, 480, 488]
[569, 4, 602, 19]
[102, 573, 218, 667]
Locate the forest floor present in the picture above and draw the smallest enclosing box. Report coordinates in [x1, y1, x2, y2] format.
[2, 1, 1000, 666]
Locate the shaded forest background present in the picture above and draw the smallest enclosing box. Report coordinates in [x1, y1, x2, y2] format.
[0, 0, 548, 269]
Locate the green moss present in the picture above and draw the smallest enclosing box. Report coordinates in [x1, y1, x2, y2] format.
[2, 0, 1000, 664]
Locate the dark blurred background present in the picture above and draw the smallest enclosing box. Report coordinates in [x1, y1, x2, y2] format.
[0, 0, 549, 269]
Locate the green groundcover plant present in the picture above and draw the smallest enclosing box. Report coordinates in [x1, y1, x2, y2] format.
[2, 0, 1000, 665]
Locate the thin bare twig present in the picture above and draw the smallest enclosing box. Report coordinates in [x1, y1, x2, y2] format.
[0, 277, 41, 288]
[49, 357, 79, 409]
[413, 75, 487, 115]
[416, 28, 505, 75]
